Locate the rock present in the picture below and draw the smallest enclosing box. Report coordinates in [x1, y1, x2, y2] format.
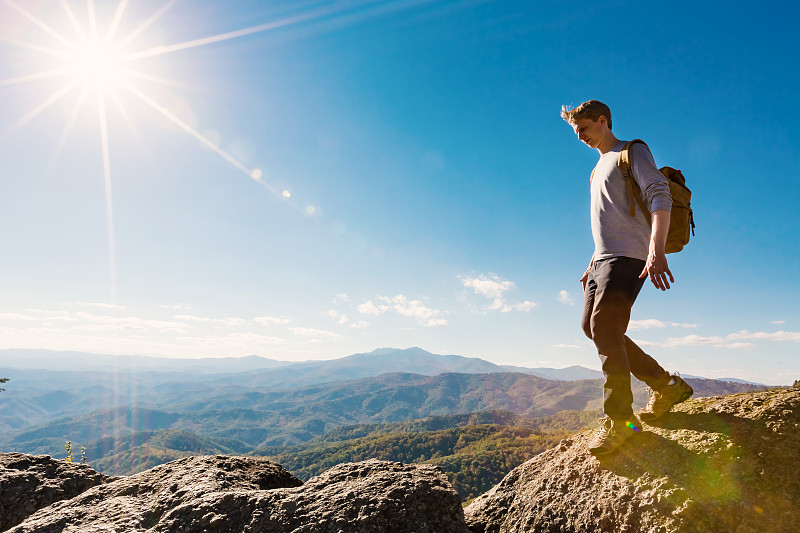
[0, 452, 111, 531]
[6, 455, 301, 533]
[156, 459, 468, 533]
[7, 456, 468, 533]
[465, 388, 800, 533]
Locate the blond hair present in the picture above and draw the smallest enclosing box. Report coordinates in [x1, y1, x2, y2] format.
[560, 100, 612, 130]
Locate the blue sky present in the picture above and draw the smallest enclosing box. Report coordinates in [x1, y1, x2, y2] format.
[0, 0, 798, 385]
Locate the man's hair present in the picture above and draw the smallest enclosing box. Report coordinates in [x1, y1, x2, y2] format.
[560, 100, 612, 130]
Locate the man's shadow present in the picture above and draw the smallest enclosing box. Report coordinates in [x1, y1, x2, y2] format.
[593, 408, 800, 531]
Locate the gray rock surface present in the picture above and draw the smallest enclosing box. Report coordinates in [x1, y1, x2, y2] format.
[0, 452, 111, 531]
[465, 388, 800, 533]
[6, 456, 468, 532]
[6, 455, 301, 533]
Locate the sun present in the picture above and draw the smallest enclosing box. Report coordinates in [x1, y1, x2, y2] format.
[65, 37, 127, 91]
[1, 0, 375, 302]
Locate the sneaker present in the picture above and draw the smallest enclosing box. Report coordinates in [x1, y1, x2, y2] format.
[638, 374, 694, 422]
[587, 416, 639, 456]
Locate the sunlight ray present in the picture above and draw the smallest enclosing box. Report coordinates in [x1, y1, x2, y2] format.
[123, 81, 254, 177]
[60, 0, 87, 41]
[97, 91, 118, 303]
[87, 0, 98, 39]
[117, 0, 181, 51]
[122, 5, 337, 61]
[1, 0, 73, 47]
[1, 37, 71, 59]
[109, 86, 141, 142]
[0, 68, 69, 87]
[47, 85, 91, 173]
[1, 79, 79, 140]
[125, 68, 192, 90]
[107, 0, 130, 40]
[121, 0, 429, 62]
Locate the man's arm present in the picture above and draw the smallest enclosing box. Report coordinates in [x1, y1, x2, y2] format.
[640, 210, 674, 290]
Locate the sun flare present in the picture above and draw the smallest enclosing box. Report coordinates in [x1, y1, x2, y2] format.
[66, 38, 126, 91]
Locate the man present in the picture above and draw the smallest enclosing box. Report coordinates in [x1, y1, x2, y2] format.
[561, 100, 693, 455]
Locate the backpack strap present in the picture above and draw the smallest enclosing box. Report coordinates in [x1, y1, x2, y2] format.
[618, 139, 652, 224]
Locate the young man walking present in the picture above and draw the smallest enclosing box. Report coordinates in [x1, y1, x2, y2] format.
[561, 100, 693, 455]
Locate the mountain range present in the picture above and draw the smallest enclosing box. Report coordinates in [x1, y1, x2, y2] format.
[0, 346, 766, 482]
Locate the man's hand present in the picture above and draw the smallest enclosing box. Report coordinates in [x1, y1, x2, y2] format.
[640, 250, 674, 290]
[641, 210, 674, 290]
[580, 268, 590, 290]
[580, 256, 594, 291]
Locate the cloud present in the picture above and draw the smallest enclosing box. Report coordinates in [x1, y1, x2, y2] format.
[349, 320, 370, 329]
[772, 320, 786, 325]
[378, 295, 448, 327]
[253, 316, 291, 325]
[460, 273, 536, 313]
[558, 290, 575, 306]
[335, 293, 350, 302]
[628, 319, 698, 330]
[553, 343, 582, 349]
[640, 334, 754, 350]
[355, 295, 446, 327]
[80, 302, 126, 310]
[726, 330, 800, 343]
[291, 327, 341, 339]
[0, 313, 38, 321]
[357, 300, 387, 316]
[174, 314, 248, 327]
[326, 310, 350, 325]
[161, 304, 192, 310]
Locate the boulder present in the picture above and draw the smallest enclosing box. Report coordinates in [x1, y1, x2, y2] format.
[8, 456, 468, 532]
[465, 388, 800, 533]
[0, 452, 111, 531]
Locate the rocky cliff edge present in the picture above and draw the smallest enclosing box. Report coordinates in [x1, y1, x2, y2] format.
[465, 387, 800, 533]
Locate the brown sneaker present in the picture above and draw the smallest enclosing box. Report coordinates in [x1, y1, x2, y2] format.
[638, 374, 694, 422]
[587, 416, 639, 456]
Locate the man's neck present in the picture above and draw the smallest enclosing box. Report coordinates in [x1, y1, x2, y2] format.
[596, 132, 620, 155]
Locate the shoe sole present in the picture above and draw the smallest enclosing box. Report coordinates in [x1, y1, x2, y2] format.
[638, 388, 694, 422]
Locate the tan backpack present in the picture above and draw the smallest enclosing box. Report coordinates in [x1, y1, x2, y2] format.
[617, 139, 695, 254]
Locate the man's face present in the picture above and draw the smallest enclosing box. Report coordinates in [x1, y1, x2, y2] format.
[571, 117, 607, 149]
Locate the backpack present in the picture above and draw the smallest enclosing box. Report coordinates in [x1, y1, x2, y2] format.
[617, 139, 695, 254]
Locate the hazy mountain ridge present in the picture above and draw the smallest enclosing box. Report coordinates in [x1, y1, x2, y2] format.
[1, 371, 763, 475]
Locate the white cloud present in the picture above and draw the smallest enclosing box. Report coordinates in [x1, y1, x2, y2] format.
[335, 293, 350, 302]
[460, 273, 536, 313]
[357, 300, 387, 316]
[291, 327, 341, 339]
[80, 302, 126, 310]
[558, 290, 574, 306]
[772, 320, 786, 325]
[177, 332, 287, 348]
[174, 314, 248, 327]
[253, 316, 291, 325]
[640, 334, 754, 350]
[506, 301, 537, 312]
[727, 330, 800, 343]
[628, 319, 698, 330]
[161, 304, 192, 310]
[349, 320, 370, 329]
[0, 313, 38, 321]
[553, 343, 582, 349]
[378, 295, 448, 327]
[325, 310, 351, 325]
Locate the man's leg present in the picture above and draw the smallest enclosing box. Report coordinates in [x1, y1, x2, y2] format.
[587, 257, 651, 420]
[625, 336, 671, 390]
